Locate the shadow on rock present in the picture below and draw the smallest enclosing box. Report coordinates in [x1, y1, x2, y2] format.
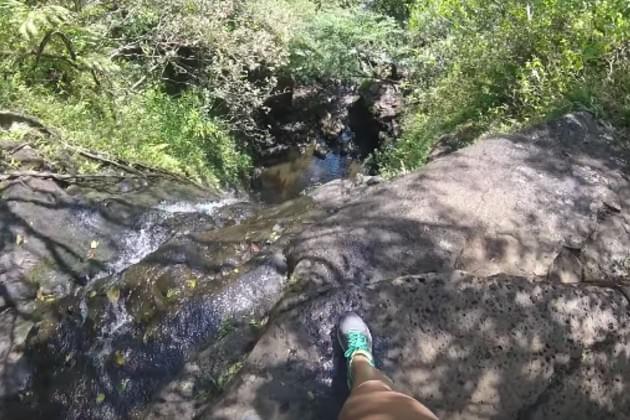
[208, 272, 630, 419]
[4, 112, 630, 420]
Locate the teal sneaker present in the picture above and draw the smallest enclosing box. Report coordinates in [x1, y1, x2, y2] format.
[337, 312, 374, 387]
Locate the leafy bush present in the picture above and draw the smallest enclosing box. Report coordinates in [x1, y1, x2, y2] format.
[0, 0, 408, 185]
[105, 0, 319, 143]
[366, 0, 415, 22]
[5, 0, 627, 185]
[0, 0, 256, 185]
[288, 6, 407, 82]
[113, 0, 405, 136]
[324, 0, 414, 22]
[380, 0, 630, 175]
[0, 0, 110, 91]
[0, 69, 251, 185]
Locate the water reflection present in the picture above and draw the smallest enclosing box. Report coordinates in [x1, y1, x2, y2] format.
[257, 145, 362, 203]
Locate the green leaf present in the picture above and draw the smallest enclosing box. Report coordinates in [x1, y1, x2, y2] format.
[19, 20, 34, 40]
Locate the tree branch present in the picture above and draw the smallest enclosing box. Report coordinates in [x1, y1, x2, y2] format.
[0, 171, 160, 182]
[31, 31, 100, 88]
[0, 111, 56, 136]
[62, 144, 145, 177]
[34, 30, 77, 69]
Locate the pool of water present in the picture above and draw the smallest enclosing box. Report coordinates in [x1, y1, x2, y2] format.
[255, 145, 362, 203]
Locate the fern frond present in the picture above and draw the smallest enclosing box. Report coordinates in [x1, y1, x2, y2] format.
[7, 2, 75, 42]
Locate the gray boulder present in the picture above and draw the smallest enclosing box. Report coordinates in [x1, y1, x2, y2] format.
[289, 113, 630, 289]
[208, 112, 630, 419]
[208, 272, 630, 420]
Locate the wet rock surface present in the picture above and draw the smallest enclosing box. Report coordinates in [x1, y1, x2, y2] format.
[0, 173, 231, 414]
[0, 175, 220, 311]
[258, 82, 398, 163]
[1, 112, 630, 419]
[18, 252, 289, 420]
[1, 193, 325, 419]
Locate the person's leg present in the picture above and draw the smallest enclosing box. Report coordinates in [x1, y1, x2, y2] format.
[337, 313, 438, 420]
[349, 354, 393, 389]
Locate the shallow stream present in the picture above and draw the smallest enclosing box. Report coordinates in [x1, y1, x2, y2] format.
[256, 145, 362, 203]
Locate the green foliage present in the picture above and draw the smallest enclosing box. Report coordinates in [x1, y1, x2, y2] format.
[5, 0, 628, 185]
[1, 1, 73, 42]
[0, 0, 251, 186]
[139, 88, 251, 185]
[0, 0, 406, 186]
[111, 0, 310, 141]
[0, 0, 111, 90]
[289, 7, 406, 82]
[367, 0, 415, 22]
[380, 0, 630, 175]
[0, 69, 250, 185]
[319, 0, 414, 22]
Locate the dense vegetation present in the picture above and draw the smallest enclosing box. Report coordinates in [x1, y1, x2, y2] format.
[1, 0, 629, 185]
[380, 0, 630, 174]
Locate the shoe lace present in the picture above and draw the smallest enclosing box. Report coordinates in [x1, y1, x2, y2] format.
[344, 331, 369, 359]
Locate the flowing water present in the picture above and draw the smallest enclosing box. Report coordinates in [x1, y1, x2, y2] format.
[74, 197, 245, 377]
[104, 197, 240, 275]
[14, 125, 373, 419]
[76, 197, 242, 281]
